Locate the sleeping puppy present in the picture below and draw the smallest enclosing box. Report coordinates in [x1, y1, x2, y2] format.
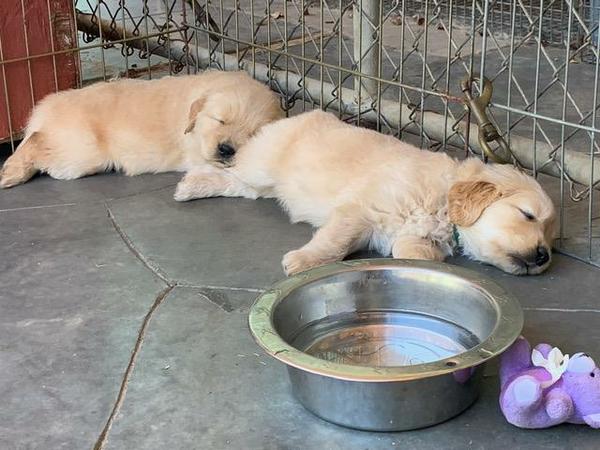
[174, 110, 557, 276]
[0, 70, 282, 188]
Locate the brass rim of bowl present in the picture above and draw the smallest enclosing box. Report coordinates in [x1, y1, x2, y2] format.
[248, 258, 524, 382]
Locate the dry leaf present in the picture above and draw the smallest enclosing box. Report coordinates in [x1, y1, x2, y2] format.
[389, 14, 402, 26]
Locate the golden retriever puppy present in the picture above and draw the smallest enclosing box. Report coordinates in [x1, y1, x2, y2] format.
[174, 110, 557, 276]
[0, 70, 282, 188]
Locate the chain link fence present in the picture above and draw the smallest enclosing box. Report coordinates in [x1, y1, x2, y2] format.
[1, 0, 599, 266]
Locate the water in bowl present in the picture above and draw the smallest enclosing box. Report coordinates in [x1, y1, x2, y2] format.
[290, 311, 480, 367]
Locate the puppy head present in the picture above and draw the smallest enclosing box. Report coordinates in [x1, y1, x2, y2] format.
[184, 72, 283, 166]
[449, 160, 557, 275]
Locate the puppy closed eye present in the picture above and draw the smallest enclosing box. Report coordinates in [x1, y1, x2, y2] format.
[209, 116, 226, 125]
[518, 208, 536, 221]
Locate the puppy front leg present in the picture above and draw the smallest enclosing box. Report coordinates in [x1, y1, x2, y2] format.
[282, 210, 366, 275]
[392, 235, 445, 261]
[174, 167, 259, 202]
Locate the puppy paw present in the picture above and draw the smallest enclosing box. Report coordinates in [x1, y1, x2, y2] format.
[174, 171, 231, 202]
[282, 249, 323, 276]
[174, 178, 215, 202]
[0, 164, 32, 189]
[392, 237, 444, 261]
[173, 181, 196, 202]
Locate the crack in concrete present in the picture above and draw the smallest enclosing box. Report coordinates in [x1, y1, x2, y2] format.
[197, 291, 235, 313]
[106, 203, 173, 286]
[175, 282, 265, 293]
[93, 285, 174, 450]
[105, 182, 178, 202]
[0, 202, 78, 213]
[96, 200, 272, 447]
[96, 206, 178, 449]
[524, 307, 600, 313]
[0, 181, 177, 215]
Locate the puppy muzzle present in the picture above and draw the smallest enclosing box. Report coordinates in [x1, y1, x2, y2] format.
[217, 143, 236, 162]
[509, 246, 551, 275]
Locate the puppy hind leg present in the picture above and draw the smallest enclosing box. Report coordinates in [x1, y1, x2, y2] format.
[282, 208, 367, 275]
[174, 168, 259, 202]
[392, 235, 445, 261]
[0, 133, 42, 188]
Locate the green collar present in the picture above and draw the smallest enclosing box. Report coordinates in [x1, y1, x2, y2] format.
[452, 225, 461, 248]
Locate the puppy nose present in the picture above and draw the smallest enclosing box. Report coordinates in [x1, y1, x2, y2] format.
[535, 246, 550, 266]
[218, 143, 236, 159]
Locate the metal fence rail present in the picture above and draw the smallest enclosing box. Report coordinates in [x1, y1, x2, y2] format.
[1, 0, 599, 266]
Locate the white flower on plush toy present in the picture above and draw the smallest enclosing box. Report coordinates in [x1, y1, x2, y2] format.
[531, 347, 570, 388]
[567, 353, 596, 373]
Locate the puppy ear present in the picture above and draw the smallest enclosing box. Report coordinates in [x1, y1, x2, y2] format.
[184, 96, 206, 134]
[448, 180, 502, 227]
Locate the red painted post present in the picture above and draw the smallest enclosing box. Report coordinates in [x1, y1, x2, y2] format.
[0, 0, 79, 142]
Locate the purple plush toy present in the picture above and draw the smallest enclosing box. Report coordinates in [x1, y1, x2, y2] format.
[499, 336, 600, 429]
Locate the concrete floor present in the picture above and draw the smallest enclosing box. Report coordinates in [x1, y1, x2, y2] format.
[1, 170, 600, 450]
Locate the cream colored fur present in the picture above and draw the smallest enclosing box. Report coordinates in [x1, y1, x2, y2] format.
[0, 70, 282, 188]
[175, 110, 557, 276]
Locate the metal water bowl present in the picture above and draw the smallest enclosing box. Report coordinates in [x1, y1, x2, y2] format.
[249, 259, 523, 431]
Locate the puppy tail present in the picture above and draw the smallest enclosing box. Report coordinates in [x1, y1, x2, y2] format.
[0, 132, 43, 188]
